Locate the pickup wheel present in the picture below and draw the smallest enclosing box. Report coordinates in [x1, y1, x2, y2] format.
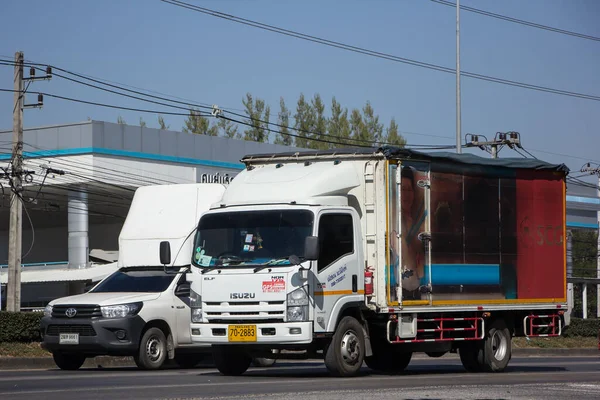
[134, 327, 168, 370]
[324, 316, 365, 377]
[213, 346, 252, 376]
[52, 352, 86, 370]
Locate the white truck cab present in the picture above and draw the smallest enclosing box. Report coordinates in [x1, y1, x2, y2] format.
[41, 183, 227, 370]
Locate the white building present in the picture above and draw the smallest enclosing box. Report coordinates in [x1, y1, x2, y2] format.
[0, 120, 299, 309]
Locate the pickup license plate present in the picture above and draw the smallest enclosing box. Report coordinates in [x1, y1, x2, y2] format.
[59, 333, 79, 345]
[227, 325, 257, 342]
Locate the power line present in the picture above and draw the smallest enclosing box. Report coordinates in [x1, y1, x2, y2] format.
[0, 88, 207, 117]
[430, 0, 600, 42]
[160, 0, 600, 102]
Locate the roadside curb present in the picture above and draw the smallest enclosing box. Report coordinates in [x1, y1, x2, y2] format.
[0, 348, 597, 370]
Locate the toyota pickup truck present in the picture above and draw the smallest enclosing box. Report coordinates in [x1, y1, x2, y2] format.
[41, 183, 276, 370]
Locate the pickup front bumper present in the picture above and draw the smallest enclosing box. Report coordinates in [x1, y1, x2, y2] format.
[190, 321, 313, 344]
[40, 315, 145, 356]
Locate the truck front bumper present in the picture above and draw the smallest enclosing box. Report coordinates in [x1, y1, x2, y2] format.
[190, 321, 313, 344]
[40, 315, 145, 356]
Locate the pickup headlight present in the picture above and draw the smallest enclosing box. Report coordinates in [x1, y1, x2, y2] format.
[101, 302, 142, 318]
[190, 288, 202, 323]
[287, 287, 308, 322]
[44, 304, 53, 317]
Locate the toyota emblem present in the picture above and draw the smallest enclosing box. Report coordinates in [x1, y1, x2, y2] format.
[65, 308, 77, 318]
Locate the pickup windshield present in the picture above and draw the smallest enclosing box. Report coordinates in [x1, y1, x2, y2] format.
[192, 210, 314, 268]
[90, 267, 176, 293]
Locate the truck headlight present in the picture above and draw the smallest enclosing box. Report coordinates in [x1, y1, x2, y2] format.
[190, 288, 202, 323]
[101, 302, 142, 318]
[287, 287, 308, 322]
[44, 304, 53, 317]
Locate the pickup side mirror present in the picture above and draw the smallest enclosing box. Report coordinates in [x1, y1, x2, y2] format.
[304, 236, 320, 261]
[175, 282, 191, 297]
[160, 241, 171, 266]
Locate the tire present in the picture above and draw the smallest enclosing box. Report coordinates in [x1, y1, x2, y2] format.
[134, 327, 168, 370]
[52, 352, 86, 370]
[213, 346, 252, 376]
[479, 319, 512, 372]
[364, 349, 412, 374]
[252, 357, 276, 367]
[425, 351, 446, 358]
[324, 316, 366, 377]
[174, 353, 204, 369]
[459, 343, 483, 373]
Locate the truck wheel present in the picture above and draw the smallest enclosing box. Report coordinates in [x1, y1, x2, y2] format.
[324, 316, 365, 377]
[480, 319, 512, 372]
[52, 352, 86, 370]
[364, 349, 412, 374]
[459, 343, 483, 372]
[174, 353, 204, 369]
[425, 351, 446, 358]
[252, 357, 276, 367]
[134, 327, 168, 370]
[213, 346, 252, 376]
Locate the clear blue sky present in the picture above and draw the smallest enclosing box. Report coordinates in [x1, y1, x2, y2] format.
[1, 0, 599, 183]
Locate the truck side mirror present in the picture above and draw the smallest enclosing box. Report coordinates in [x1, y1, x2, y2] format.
[304, 236, 320, 261]
[160, 241, 171, 266]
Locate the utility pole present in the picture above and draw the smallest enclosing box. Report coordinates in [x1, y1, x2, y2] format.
[456, 0, 462, 154]
[7, 51, 24, 312]
[465, 131, 521, 159]
[580, 162, 600, 319]
[6, 51, 50, 312]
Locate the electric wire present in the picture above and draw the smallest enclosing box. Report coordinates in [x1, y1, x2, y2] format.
[160, 0, 600, 102]
[430, 0, 600, 42]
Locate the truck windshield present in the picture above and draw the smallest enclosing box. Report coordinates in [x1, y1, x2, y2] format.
[90, 267, 177, 293]
[192, 210, 314, 268]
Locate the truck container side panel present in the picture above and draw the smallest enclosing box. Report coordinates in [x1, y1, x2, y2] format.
[393, 162, 429, 304]
[514, 171, 566, 301]
[428, 170, 506, 302]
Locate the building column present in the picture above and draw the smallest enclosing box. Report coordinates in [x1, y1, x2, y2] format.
[68, 188, 89, 269]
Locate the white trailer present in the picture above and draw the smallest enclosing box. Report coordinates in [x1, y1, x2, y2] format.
[181, 147, 568, 377]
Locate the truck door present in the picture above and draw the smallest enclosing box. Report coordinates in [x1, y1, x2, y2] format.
[313, 211, 359, 333]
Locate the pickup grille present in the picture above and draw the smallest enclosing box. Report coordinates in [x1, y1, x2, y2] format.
[46, 324, 97, 336]
[203, 300, 285, 323]
[52, 305, 102, 318]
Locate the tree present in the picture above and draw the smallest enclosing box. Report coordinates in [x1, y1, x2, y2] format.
[182, 108, 218, 136]
[309, 94, 328, 150]
[362, 101, 383, 146]
[158, 115, 169, 130]
[327, 97, 351, 149]
[242, 93, 270, 142]
[117, 115, 126, 124]
[293, 93, 314, 149]
[139, 117, 147, 128]
[384, 118, 406, 147]
[349, 108, 365, 147]
[217, 117, 239, 139]
[274, 97, 293, 146]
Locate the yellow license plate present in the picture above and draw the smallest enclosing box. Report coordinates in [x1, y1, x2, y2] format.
[227, 325, 257, 342]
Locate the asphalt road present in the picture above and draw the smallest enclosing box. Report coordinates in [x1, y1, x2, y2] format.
[1, 356, 599, 400]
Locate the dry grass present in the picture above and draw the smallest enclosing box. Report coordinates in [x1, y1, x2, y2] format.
[0, 342, 51, 358]
[512, 336, 598, 349]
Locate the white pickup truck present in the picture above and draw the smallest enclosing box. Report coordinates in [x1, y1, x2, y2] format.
[40, 183, 275, 370]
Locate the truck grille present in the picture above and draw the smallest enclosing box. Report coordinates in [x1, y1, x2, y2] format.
[46, 324, 97, 336]
[203, 300, 285, 323]
[52, 305, 102, 318]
